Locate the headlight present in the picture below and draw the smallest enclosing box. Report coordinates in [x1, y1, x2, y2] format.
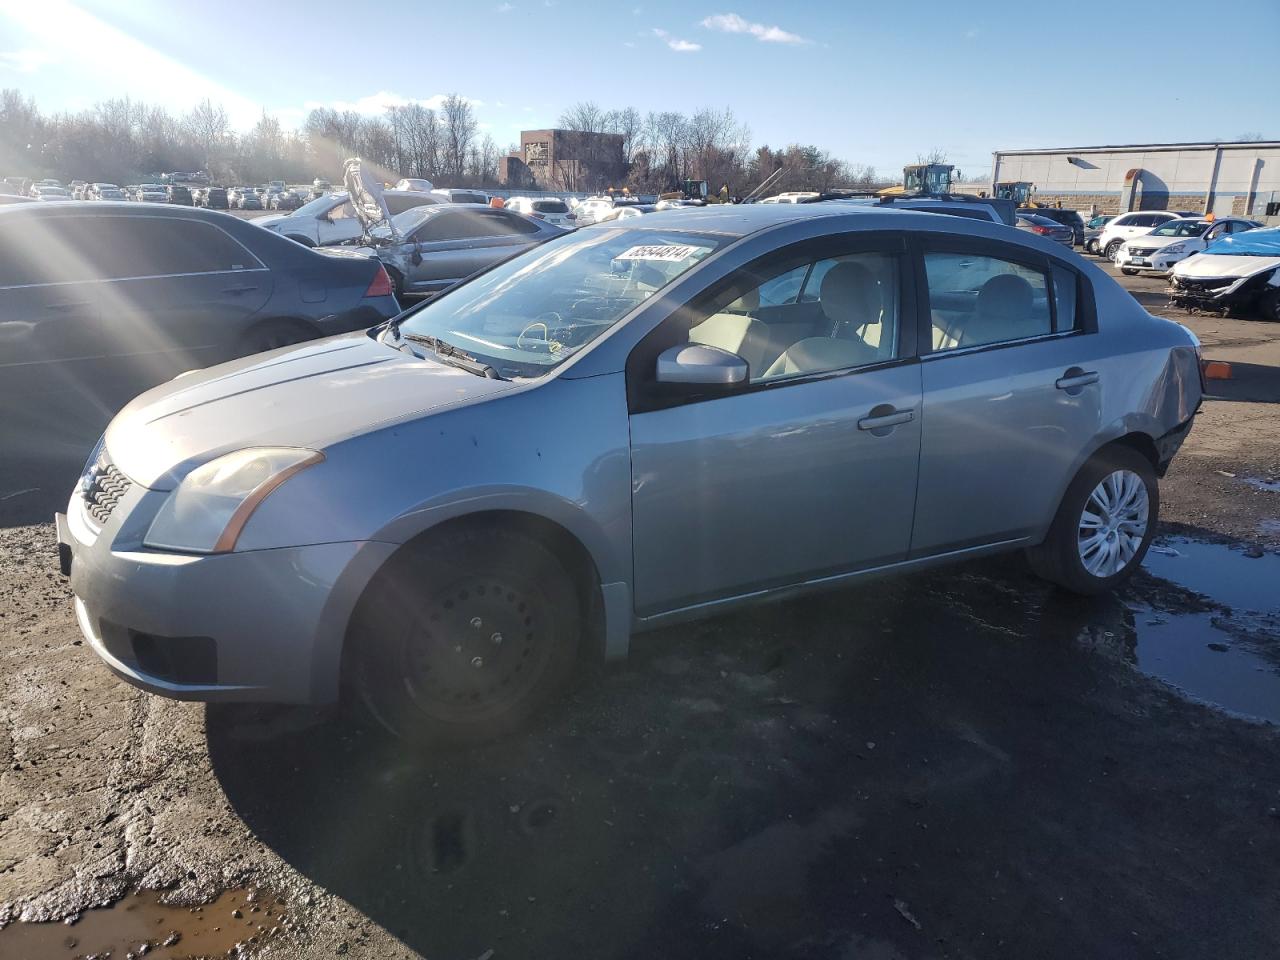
[1162, 243, 1187, 256]
[143, 448, 323, 553]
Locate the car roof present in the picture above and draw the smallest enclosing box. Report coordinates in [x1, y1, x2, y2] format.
[0, 201, 243, 222]
[609, 202, 921, 237]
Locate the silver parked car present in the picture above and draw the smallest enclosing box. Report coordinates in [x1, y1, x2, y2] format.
[57, 204, 1202, 743]
[331, 203, 566, 298]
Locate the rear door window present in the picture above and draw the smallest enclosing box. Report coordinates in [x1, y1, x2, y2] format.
[924, 251, 1053, 351]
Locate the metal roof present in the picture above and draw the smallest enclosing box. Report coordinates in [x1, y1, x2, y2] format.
[994, 140, 1280, 157]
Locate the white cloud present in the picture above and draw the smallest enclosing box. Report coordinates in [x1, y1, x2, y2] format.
[623, 40, 636, 47]
[496, 2, 513, 10]
[653, 28, 701, 52]
[700, 12, 808, 44]
[303, 91, 484, 115]
[0, 48, 55, 72]
[963, 27, 980, 38]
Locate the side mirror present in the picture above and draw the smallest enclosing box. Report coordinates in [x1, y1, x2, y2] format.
[655, 344, 749, 389]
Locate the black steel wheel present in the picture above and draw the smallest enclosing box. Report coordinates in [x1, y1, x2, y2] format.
[351, 524, 582, 743]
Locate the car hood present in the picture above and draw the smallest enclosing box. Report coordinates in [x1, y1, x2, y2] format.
[1127, 234, 1190, 250]
[1172, 254, 1280, 280]
[254, 213, 288, 228]
[343, 157, 396, 238]
[105, 333, 519, 489]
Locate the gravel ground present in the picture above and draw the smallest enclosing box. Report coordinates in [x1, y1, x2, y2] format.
[1, 261, 1278, 960]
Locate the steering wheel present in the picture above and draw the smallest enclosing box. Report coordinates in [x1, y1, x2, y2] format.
[517, 312, 565, 354]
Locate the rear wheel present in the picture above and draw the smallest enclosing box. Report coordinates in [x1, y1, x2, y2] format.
[351, 525, 582, 744]
[1027, 445, 1158, 595]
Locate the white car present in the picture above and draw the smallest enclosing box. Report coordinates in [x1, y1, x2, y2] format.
[393, 177, 434, 192]
[1118, 217, 1262, 275]
[760, 192, 819, 204]
[255, 189, 441, 246]
[1096, 210, 1190, 261]
[504, 196, 577, 228]
[1169, 226, 1280, 322]
[574, 196, 615, 226]
[136, 184, 168, 203]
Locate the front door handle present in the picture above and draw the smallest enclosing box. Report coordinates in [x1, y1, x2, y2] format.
[221, 285, 259, 295]
[858, 408, 914, 432]
[46, 301, 90, 310]
[1056, 370, 1099, 391]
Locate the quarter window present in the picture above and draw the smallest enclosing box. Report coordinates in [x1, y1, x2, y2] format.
[924, 252, 1052, 351]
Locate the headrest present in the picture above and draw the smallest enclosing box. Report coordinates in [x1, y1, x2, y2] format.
[727, 286, 760, 313]
[975, 274, 1034, 322]
[820, 262, 883, 325]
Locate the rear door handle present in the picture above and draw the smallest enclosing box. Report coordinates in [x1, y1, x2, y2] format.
[858, 409, 914, 431]
[46, 301, 90, 310]
[1056, 370, 1099, 390]
[221, 285, 259, 295]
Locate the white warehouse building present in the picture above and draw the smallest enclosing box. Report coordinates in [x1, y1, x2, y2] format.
[989, 141, 1280, 221]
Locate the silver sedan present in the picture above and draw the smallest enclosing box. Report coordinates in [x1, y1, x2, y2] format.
[58, 204, 1202, 742]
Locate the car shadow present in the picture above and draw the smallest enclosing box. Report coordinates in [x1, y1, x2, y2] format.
[1202, 361, 1280, 404]
[205, 554, 1280, 959]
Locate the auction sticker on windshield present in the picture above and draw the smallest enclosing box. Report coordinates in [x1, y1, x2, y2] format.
[615, 244, 702, 262]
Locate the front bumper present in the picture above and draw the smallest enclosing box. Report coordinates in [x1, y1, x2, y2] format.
[1122, 251, 1181, 273]
[57, 489, 395, 704]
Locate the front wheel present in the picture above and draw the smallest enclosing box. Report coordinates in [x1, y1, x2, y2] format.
[1257, 290, 1280, 323]
[1104, 239, 1124, 260]
[351, 525, 583, 744]
[1027, 446, 1158, 595]
[1120, 267, 1139, 276]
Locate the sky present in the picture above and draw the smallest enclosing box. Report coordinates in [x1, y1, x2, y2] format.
[1, 0, 1278, 179]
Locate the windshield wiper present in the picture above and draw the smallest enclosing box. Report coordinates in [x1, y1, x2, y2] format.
[403, 333, 504, 379]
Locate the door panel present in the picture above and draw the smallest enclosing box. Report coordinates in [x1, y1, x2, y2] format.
[912, 337, 1103, 555]
[630, 363, 922, 615]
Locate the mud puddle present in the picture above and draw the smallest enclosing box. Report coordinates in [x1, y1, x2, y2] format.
[0, 888, 287, 959]
[1132, 538, 1280, 723]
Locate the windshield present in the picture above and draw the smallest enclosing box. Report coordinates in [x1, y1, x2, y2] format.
[1151, 220, 1208, 238]
[396, 227, 730, 378]
[370, 204, 433, 239]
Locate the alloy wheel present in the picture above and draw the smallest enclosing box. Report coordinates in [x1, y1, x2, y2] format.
[1077, 469, 1149, 578]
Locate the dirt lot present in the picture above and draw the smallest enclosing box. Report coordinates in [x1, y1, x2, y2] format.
[2, 262, 1279, 960]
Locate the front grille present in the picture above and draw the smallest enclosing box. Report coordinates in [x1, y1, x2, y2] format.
[81, 456, 131, 526]
[1173, 276, 1234, 292]
[1130, 247, 1155, 257]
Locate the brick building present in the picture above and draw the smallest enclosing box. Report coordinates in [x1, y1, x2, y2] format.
[499, 129, 626, 193]
[990, 141, 1280, 222]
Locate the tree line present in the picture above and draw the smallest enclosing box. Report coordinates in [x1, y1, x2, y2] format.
[1, 88, 884, 196]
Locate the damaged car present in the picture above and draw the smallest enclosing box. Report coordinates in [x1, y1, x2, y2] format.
[318, 159, 565, 299]
[1168, 226, 1280, 321]
[57, 202, 1203, 743]
[1118, 216, 1261, 276]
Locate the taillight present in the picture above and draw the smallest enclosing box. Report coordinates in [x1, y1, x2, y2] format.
[565, 213, 577, 220]
[1032, 225, 1052, 235]
[364, 265, 394, 298]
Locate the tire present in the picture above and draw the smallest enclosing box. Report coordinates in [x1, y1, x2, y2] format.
[1104, 239, 1124, 260]
[1120, 267, 1138, 276]
[351, 524, 583, 744]
[1258, 290, 1280, 323]
[1026, 445, 1158, 596]
[239, 319, 314, 356]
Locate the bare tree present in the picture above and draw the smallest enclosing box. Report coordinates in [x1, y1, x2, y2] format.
[441, 94, 477, 180]
[184, 98, 229, 166]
